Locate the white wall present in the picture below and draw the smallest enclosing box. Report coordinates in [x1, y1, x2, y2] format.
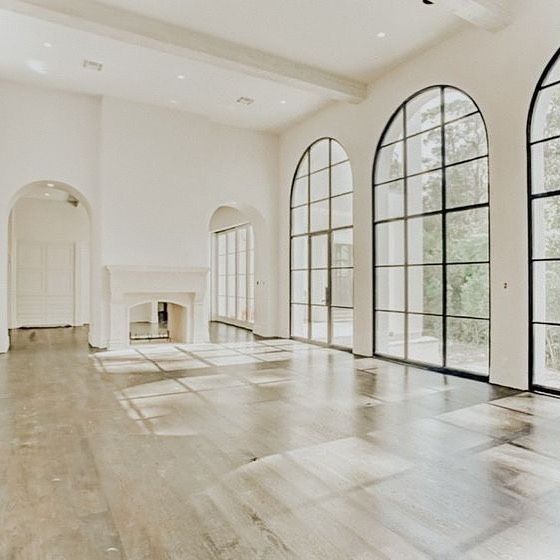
[279, 0, 560, 389]
[9, 197, 90, 327]
[0, 82, 278, 351]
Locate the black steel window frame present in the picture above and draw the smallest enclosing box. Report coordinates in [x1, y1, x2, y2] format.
[289, 137, 354, 351]
[372, 85, 491, 381]
[527, 47, 560, 396]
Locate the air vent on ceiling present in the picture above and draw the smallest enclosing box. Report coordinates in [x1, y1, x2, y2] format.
[83, 59, 103, 72]
[236, 96, 254, 106]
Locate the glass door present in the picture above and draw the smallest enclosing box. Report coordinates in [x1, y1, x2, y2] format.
[310, 232, 329, 344]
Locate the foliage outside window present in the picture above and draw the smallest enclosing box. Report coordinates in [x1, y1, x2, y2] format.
[373, 86, 490, 375]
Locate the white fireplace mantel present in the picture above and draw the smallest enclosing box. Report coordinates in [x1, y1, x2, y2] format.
[106, 265, 209, 350]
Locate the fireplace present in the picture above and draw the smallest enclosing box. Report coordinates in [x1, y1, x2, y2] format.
[106, 266, 209, 350]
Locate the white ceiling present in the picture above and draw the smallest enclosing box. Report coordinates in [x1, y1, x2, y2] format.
[0, 1, 466, 132]
[97, 0, 465, 82]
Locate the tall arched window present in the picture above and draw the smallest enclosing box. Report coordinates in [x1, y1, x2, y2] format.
[373, 86, 490, 377]
[290, 138, 353, 349]
[529, 50, 560, 394]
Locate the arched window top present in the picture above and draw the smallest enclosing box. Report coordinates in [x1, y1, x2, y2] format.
[373, 85, 490, 377]
[291, 138, 352, 208]
[528, 49, 560, 393]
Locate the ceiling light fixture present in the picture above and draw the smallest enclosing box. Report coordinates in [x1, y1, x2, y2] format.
[44, 192, 50, 197]
[177, 74, 186, 80]
[43, 42, 52, 48]
[280, 100, 287, 105]
[377, 31, 386, 38]
[47, 182, 55, 187]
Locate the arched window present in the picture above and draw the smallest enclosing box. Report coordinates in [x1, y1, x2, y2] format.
[529, 50, 560, 393]
[290, 138, 353, 349]
[373, 86, 490, 376]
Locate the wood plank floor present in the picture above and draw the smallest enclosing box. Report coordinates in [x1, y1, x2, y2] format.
[1, 326, 560, 559]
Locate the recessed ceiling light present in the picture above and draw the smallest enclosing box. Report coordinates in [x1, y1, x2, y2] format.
[280, 100, 287, 105]
[47, 182, 55, 187]
[44, 192, 50, 197]
[170, 99, 177, 105]
[43, 42, 52, 48]
[177, 74, 186, 80]
[83, 59, 103, 72]
[377, 31, 386, 38]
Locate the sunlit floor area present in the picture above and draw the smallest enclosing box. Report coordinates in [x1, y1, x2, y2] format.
[2, 327, 560, 558]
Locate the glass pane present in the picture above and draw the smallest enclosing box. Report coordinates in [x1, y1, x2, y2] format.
[227, 275, 235, 295]
[376, 267, 405, 311]
[218, 296, 226, 316]
[447, 208, 489, 263]
[408, 215, 442, 264]
[311, 235, 328, 269]
[218, 275, 226, 296]
[447, 158, 489, 208]
[408, 314, 443, 366]
[310, 168, 329, 201]
[406, 88, 442, 135]
[310, 139, 330, 172]
[407, 171, 442, 215]
[237, 298, 247, 322]
[531, 84, 560, 142]
[445, 114, 487, 165]
[446, 317, 489, 375]
[227, 253, 235, 273]
[311, 270, 328, 305]
[444, 88, 477, 122]
[237, 228, 247, 251]
[291, 271, 308, 304]
[533, 196, 560, 259]
[291, 236, 308, 270]
[248, 275, 254, 299]
[218, 255, 226, 275]
[376, 312, 405, 358]
[227, 297, 236, 318]
[331, 269, 353, 307]
[331, 141, 348, 165]
[227, 231, 236, 252]
[408, 265, 442, 314]
[332, 308, 353, 348]
[291, 205, 308, 235]
[218, 234, 226, 255]
[375, 142, 404, 184]
[543, 58, 560, 87]
[292, 177, 308, 206]
[291, 304, 308, 338]
[381, 108, 404, 145]
[237, 275, 246, 298]
[311, 305, 329, 342]
[331, 161, 353, 196]
[295, 153, 309, 178]
[310, 200, 329, 232]
[376, 221, 405, 265]
[331, 193, 352, 229]
[533, 324, 560, 390]
[311, 306, 328, 343]
[407, 129, 442, 175]
[375, 180, 404, 221]
[533, 261, 560, 323]
[332, 229, 353, 267]
[447, 264, 489, 319]
[237, 251, 246, 273]
[531, 138, 560, 194]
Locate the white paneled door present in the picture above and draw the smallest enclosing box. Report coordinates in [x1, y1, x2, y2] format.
[16, 241, 75, 327]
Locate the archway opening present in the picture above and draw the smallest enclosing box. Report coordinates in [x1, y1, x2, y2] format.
[129, 301, 169, 343]
[7, 181, 91, 346]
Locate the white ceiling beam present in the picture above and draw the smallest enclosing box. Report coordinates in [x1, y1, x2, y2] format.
[0, 0, 367, 103]
[436, 0, 514, 31]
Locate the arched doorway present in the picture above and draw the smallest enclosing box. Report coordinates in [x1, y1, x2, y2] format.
[6, 180, 92, 347]
[209, 206, 255, 330]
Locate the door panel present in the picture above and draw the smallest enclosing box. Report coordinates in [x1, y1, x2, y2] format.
[16, 241, 75, 327]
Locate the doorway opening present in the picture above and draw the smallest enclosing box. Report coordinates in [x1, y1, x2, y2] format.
[8, 181, 91, 337]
